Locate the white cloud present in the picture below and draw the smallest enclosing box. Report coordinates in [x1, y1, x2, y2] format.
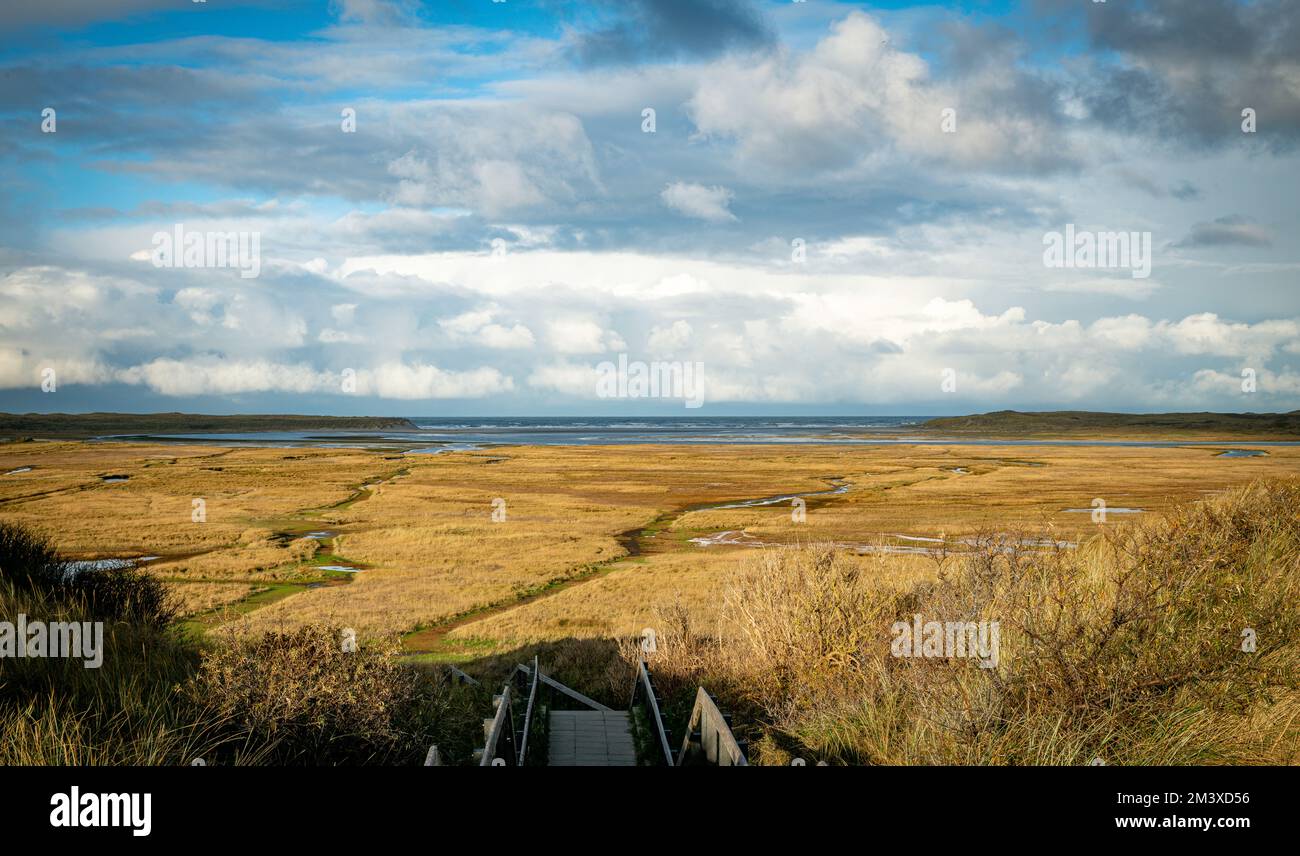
[1043, 278, 1163, 300]
[175, 288, 222, 325]
[118, 358, 330, 396]
[382, 108, 601, 217]
[1193, 368, 1300, 396]
[112, 356, 512, 399]
[1162, 313, 1300, 358]
[319, 328, 367, 344]
[439, 308, 535, 349]
[361, 362, 514, 399]
[686, 11, 1071, 174]
[0, 348, 117, 389]
[3, 257, 1298, 410]
[660, 182, 737, 223]
[647, 320, 693, 355]
[477, 323, 535, 349]
[1088, 315, 1153, 350]
[526, 361, 602, 397]
[545, 318, 625, 354]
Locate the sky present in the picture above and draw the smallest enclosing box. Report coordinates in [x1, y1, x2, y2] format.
[0, 0, 1297, 417]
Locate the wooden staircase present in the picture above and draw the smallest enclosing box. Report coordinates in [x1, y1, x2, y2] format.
[444, 656, 747, 767]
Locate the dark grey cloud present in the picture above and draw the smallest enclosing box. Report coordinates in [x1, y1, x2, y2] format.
[1174, 216, 1273, 248]
[1086, 0, 1259, 62]
[0, 63, 262, 111]
[1109, 169, 1202, 200]
[923, 18, 1021, 73]
[569, 0, 774, 65]
[1110, 167, 1166, 198]
[0, 62, 275, 164]
[0, 0, 281, 31]
[1064, 0, 1300, 148]
[0, 0, 172, 31]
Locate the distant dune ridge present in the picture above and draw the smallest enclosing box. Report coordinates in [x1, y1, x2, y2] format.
[922, 410, 1300, 437]
[3, 410, 1300, 440]
[0, 412, 419, 437]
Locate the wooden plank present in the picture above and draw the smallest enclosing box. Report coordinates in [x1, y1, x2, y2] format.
[537, 672, 612, 712]
[548, 710, 636, 766]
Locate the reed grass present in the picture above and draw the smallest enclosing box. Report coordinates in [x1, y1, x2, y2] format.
[636, 480, 1300, 765]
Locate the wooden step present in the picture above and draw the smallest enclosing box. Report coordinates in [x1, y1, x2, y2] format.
[547, 710, 638, 767]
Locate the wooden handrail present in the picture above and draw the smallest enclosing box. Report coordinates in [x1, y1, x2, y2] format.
[517, 661, 610, 711]
[448, 665, 480, 686]
[635, 659, 675, 766]
[677, 687, 748, 766]
[517, 655, 541, 764]
[479, 684, 514, 766]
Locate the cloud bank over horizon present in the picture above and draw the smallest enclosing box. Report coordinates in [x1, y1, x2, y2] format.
[1, 0, 1297, 415]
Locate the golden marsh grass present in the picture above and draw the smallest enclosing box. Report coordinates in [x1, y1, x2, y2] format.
[1, 439, 1295, 650]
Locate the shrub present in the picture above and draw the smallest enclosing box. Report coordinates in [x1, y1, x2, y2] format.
[187, 623, 481, 765]
[0, 520, 176, 625]
[0, 520, 64, 588]
[53, 566, 178, 629]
